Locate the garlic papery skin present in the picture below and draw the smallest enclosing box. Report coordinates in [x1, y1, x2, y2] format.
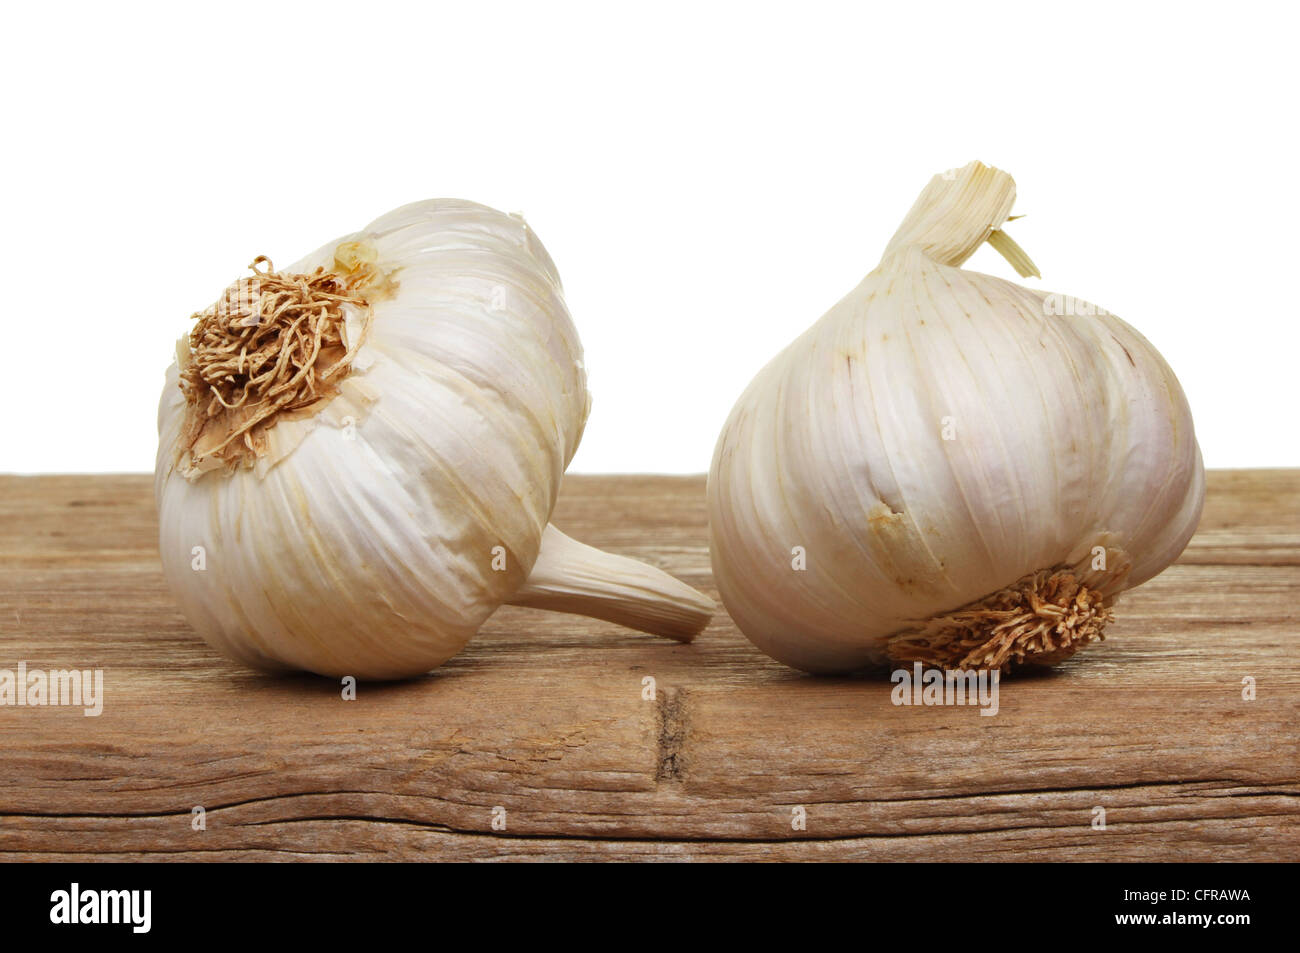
[156, 200, 712, 679]
[707, 162, 1204, 674]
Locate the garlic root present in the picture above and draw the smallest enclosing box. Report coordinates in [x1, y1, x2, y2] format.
[507, 525, 714, 641]
[885, 569, 1113, 673]
[177, 251, 387, 477]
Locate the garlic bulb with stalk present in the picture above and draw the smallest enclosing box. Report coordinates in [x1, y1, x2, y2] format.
[156, 200, 713, 679]
[708, 162, 1204, 674]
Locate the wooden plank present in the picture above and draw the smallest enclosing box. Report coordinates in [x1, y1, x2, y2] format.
[0, 471, 1297, 861]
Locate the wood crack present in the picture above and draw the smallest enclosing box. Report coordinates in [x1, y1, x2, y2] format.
[656, 687, 689, 783]
[3, 811, 1298, 847]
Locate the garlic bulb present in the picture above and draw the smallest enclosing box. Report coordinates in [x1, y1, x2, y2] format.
[156, 200, 712, 679]
[708, 162, 1204, 674]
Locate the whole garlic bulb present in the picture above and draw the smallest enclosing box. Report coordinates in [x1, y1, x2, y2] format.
[157, 199, 712, 679]
[708, 162, 1204, 674]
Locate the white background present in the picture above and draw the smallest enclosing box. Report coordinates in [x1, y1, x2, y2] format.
[2, 1, 1296, 474]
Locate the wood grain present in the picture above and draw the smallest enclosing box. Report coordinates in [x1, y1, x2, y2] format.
[0, 471, 1297, 861]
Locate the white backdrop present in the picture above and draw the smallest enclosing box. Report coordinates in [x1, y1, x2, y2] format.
[3, 1, 1296, 473]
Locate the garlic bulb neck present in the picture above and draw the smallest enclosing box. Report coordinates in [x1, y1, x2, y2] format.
[508, 525, 713, 641]
[883, 162, 1040, 278]
[176, 242, 391, 477]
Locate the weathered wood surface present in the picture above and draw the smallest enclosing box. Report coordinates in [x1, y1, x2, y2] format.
[0, 471, 1296, 861]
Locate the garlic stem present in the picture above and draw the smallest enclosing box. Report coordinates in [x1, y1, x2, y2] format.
[883, 160, 1036, 273]
[507, 525, 714, 642]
